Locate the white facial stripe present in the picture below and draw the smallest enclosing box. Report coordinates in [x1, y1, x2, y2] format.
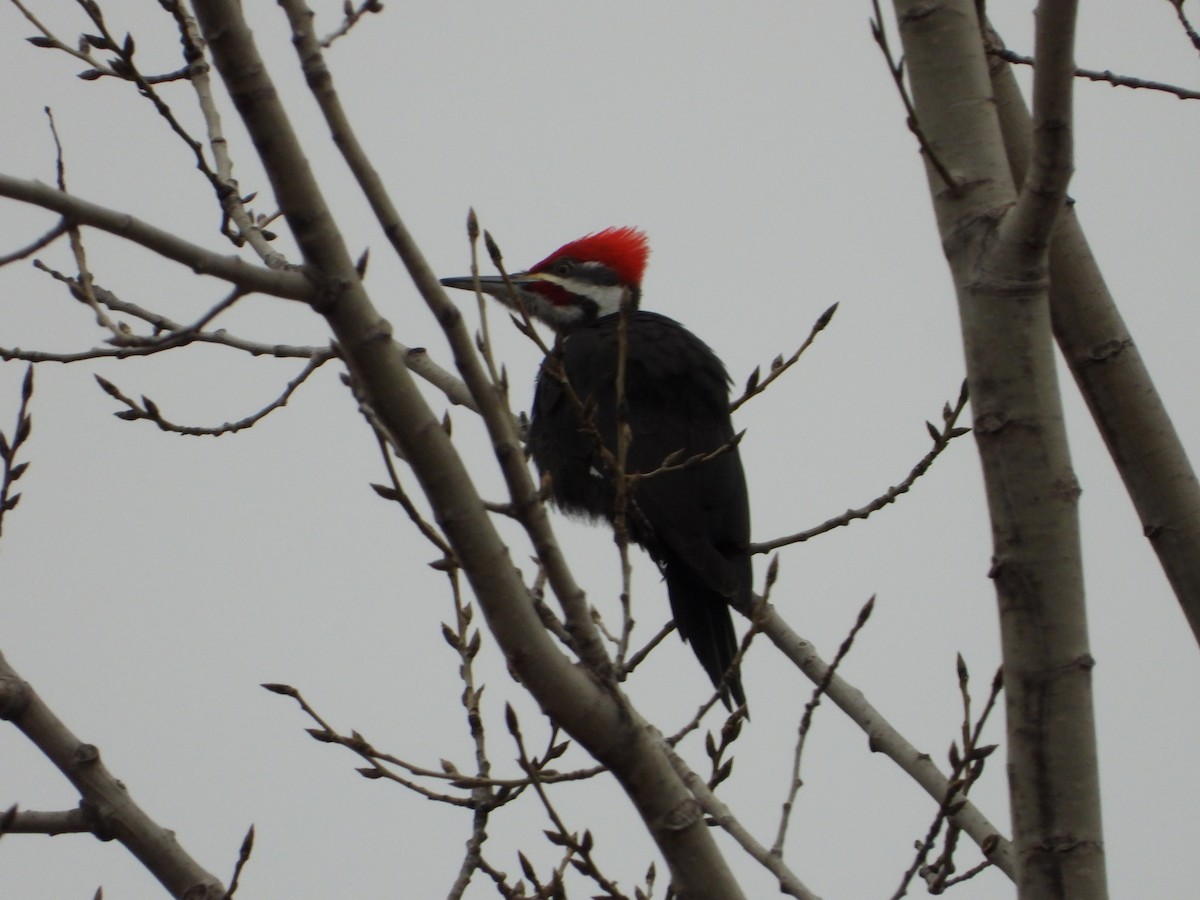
[535, 273, 624, 317]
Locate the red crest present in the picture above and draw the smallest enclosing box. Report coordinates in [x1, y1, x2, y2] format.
[531, 227, 650, 286]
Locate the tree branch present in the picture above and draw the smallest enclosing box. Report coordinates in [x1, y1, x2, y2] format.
[990, 46, 1200, 101]
[757, 603, 1014, 878]
[987, 20, 1200, 649]
[892, 0, 1106, 894]
[0, 649, 227, 898]
[0, 175, 313, 301]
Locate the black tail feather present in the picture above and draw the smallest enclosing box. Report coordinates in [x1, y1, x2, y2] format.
[663, 563, 746, 710]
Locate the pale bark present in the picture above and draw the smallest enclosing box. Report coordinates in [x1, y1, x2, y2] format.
[0, 175, 311, 301]
[759, 604, 1015, 878]
[892, 1, 1108, 896]
[988, 32, 1200, 647]
[0, 650, 227, 899]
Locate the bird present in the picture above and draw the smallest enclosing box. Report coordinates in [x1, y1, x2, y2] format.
[441, 227, 751, 709]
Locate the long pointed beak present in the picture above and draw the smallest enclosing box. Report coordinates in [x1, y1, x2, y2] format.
[440, 273, 538, 298]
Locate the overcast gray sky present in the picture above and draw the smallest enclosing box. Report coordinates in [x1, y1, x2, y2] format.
[2, 2, 1198, 897]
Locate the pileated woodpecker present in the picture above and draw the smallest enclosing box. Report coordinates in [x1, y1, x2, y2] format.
[441, 227, 751, 708]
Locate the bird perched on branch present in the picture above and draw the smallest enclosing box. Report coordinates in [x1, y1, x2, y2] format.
[441, 227, 751, 709]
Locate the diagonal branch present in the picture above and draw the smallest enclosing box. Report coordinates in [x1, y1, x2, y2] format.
[93, 352, 332, 436]
[0, 648, 227, 898]
[756, 603, 1014, 878]
[987, 20, 1200, 647]
[990, 47, 1200, 101]
[0, 218, 68, 266]
[0, 175, 313, 301]
[275, 0, 611, 677]
[753, 382, 969, 554]
[191, 2, 747, 894]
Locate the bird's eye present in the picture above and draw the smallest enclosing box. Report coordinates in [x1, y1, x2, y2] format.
[553, 261, 572, 277]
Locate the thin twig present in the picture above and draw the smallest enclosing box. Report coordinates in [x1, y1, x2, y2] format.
[75, 0, 286, 263]
[730, 302, 837, 412]
[1168, 0, 1200, 53]
[13, 0, 122, 76]
[753, 381, 970, 553]
[773, 595, 875, 856]
[320, 0, 384, 48]
[668, 560, 777, 743]
[467, 211, 503, 389]
[93, 353, 333, 437]
[12, 262, 476, 410]
[261, 685, 604, 794]
[626, 431, 745, 484]
[613, 293, 637, 674]
[621, 620, 675, 676]
[0, 219, 69, 267]
[14, 0, 188, 82]
[159, 0, 287, 265]
[663, 740, 820, 900]
[224, 825, 254, 898]
[990, 45, 1200, 101]
[444, 567, 496, 900]
[44, 107, 121, 338]
[506, 706, 628, 899]
[370, 435, 455, 563]
[21, 0, 279, 261]
[890, 661, 1002, 898]
[870, 0, 959, 191]
[757, 601, 1014, 876]
[0, 366, 35, 539]
[263, 683, 476, 806]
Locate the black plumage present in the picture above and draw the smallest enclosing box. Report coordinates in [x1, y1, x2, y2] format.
[528, 311, 751, 708]
[441, 227, 751, 709]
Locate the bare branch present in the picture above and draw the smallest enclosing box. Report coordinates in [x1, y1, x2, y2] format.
[870, 0, 959, 192]
[620, 620, 675, 677]
[0, 218, 69, 267]
[990, 46, 1200, 101]
[773, 596, 874, 856]
[889, 3, 1097, 891]
[224, 825, 255, 899]
[891, 660, 1002, 897]
[0, 648, 227, 897]
[44, 107, 123, 339]
[12, 0, 123, 77]
[989, 21, 1200, 645]
[0, 175, 314, 301]
[753, 382, 969, 554]
[263, 682, 602, 797]
[731, 304, 836, 412]
[1, 806, 91, 835]
[507, 706, 628, 899]
[0, 366, 34, 539]
[758, 601, 1014, 877]
[370, 438, 455, 562]
[664, 741, 820, 900]
[999, 0, 1079, 258]
[1168, 0, 1200, 53]
[444, 568, 496, 899]
[93, 353, 332, 436]
[159, 0, 288, 265]
[320, 0, 384, 48]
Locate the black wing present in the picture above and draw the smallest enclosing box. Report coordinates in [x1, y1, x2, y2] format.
[528, 312, 751, 707]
